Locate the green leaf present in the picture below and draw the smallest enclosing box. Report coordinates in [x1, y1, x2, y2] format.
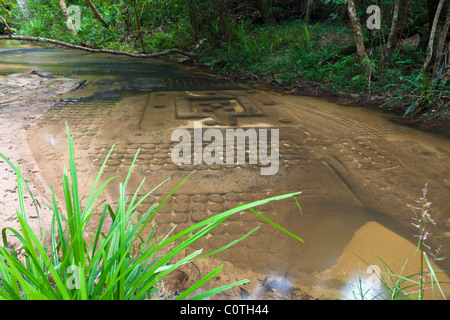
[249, 208, 304, 243]
[189, 279, 250, 300]
[403, 100, 418, 117]
[175, 265, 223, 300]
[423, 252, 446, 300]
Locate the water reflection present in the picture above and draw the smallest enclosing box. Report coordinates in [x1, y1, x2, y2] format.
[45, 134, 57, 146]
[338, 267, 388, 300]
[245, 272, 293, 300]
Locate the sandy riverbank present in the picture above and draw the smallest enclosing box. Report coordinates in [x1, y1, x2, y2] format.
[0, 71, 86, 248]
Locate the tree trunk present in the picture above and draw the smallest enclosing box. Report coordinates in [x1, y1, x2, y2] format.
[346, 0, 374, 72]
[16, 0, 30, 17]
[304, 0, 314, 25]
[252, 0, 277, 25]
[217, 0, 226, 40]
[432, 2, 450, 76]
[119, 0, 132, 33]
[422, 0, 445, 73]
[0, 15, 12, 36]
[187, 0, 199, 43]
[85, 0, 108, 28]
[427, 0, 444, 31]
[421, 0, 448, 52]
[59, 0, 77, 34]
[446, 40, 450, 75]
[132, 0, 146, 53]
[385, 0, 400, 62]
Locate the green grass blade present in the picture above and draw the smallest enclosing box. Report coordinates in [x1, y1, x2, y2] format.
[248, 208, 303, 243]
[195, 226, 260, 261]
[423, 252, 446, 300]
[175, 265, 223, 300]
[189, 279, 250, 300]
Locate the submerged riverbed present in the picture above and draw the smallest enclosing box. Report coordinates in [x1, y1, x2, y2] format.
[1, 43, 449, 299]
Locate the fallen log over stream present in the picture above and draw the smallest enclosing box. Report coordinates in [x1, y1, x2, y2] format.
[0, 35, 198, 59]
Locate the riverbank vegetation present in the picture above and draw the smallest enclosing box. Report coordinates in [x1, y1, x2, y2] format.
[1, 1, 449, 120]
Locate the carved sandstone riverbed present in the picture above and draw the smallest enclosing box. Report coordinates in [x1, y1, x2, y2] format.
[1, 45, 449, 299]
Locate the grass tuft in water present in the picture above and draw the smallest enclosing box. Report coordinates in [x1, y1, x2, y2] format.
[329, 184, 449, 300]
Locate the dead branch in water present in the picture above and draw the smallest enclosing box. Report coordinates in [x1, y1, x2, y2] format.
[0, 35, 198, 59]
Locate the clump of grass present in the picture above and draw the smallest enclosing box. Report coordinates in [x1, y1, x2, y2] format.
[0, 124, 302, 300]
[380, 68, 450, 117]
[332, 184, 449, 300]
[408, 183, 446, 299]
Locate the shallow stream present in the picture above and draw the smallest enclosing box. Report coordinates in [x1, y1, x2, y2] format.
[1, 43, 449, 299]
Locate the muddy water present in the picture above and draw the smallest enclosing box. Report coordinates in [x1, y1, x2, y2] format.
[1, 44, 450, 299]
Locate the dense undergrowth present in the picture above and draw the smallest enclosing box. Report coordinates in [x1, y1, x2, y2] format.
[199, 20, 420, 94]
[199, 21, 449, 120]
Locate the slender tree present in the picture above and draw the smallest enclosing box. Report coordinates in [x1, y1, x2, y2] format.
[217, 0, 227, 40]
[385, 0, 400, 63]
[118, 0, 132, 33]
[15, 0, 30, 17]
[422, 0, 445, 73]
[133, 0, 146, 53]
[432, 2, 450, 76]
[0, 15, 12, 36]
[85, 0, 108, 28]
[187, 0, 199, 43]
[252, 0, 277, 25]
[59, 0, 77, 34]
[346, 0, 374, 72]
[305, 0, 314, 25]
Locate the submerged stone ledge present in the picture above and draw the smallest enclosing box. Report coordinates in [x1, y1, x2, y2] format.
[0, 71, 86, 108]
